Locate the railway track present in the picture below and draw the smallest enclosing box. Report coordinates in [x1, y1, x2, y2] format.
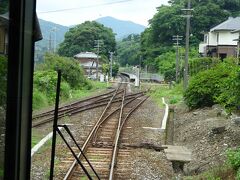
[32, 75, 145, 128]
[55, 75, 148, 179]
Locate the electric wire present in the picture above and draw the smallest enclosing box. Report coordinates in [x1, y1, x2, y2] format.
[38, 0, 135, 14]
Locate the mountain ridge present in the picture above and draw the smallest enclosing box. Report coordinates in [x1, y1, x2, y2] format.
[95, 16, 146, 39]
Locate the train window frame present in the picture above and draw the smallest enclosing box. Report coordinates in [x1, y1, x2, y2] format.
[4, 0, 37, 179]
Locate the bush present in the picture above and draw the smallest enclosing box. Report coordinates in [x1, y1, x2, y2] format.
[0, 55, 7, 108]
[32, 89, 48, 110]
[36, 53, 89, 89]
[237, 169, 240, 180]
[34, 70, 71, 103]
[184, 62, 236, 109]
[189, 57, 220, 76]
[227, 148, 240, 170]
[164, 68, 175, 82]
[215, 67, 240, 111]
[112, 64, 119, 77]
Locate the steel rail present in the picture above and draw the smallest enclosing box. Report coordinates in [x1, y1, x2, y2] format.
[109, 96, 149, 180]
[34, 74, 129, 120]
[91, 92, 143, 144]
[32, 92, 145, 128]
[32, 89, 116, 119]
[109, 89, 126, 180]
[32, 90, 124, 123]
[63, 85, 122, 180]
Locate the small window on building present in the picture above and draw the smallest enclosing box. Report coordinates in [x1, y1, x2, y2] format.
[204, 34, 208, 43]
[217, 33, 219, 44]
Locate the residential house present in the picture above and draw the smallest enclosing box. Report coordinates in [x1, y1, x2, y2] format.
[199, 17, 240, 59]
[74, 52, 102, 77]
[0, 12, 9, 55]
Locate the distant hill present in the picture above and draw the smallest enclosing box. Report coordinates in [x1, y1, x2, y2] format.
[95, 16, 146, 39]
[35, 19, 69, 61]
[37, 19, 69, 50]
[35, 17, 146, 61]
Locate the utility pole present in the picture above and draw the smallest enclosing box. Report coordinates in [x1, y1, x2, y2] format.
[49, 32, 52, 53]
[51, 27, 57, 53]
[182, 0, 193, 90]
[173, 35, 183, 82]
[94, 40, 103, 80]
[109, 51, 114, 79]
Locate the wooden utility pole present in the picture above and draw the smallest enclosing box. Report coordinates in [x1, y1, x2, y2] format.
[109, 51, 114, 79]
[94, 40, 103, 79]
[173, 35, 183, 82]
[182, 0, 193, 90]
[49, 32, 52, 52]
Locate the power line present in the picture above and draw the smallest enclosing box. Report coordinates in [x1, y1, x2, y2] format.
[38, 0, 134, 14]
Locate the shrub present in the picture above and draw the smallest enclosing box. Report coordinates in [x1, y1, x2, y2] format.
[34, 70, 71, 103]
[189, 57, 220, 75]
[164, 68, 175, 82]
[237, 169, 240, 180]
[60, 82, 71, 100]
[32, 89, 48, 110]
[0, 55, 7, 108]
[215, 67, 240, 111]
[102, 63, 110, 75]
[227, 148, 240, 170]
[112, 64, 119, 77]
[36, 53, 89, 89]
[184, 62, 235, 109]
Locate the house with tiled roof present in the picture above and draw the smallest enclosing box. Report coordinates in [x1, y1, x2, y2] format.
[74, 52, 102, 77]
[199, 17, 240, 59]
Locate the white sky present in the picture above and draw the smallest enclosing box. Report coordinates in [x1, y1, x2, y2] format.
[36, 0, 169, 26]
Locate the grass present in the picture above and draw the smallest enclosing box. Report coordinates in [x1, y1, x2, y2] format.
[71, 80, 109, 100]
[0, 168, 3, 178]
[31, 129, 46, 148]
[33, 80, 109, 111]
[184, 164, 236, 180]
[146, 83, 183, 108]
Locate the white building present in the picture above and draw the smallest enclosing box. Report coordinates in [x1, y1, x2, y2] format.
[199, 17, 240, 59]
[74, 52, 102, 78]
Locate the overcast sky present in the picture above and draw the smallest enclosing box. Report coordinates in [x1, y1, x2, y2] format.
[36, 0, 169, 26]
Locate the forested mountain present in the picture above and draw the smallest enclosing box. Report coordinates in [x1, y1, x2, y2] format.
[96, 16, 146, 39]
[35, 19, 69, 61]
[141, 0, 240, 69]
[36, 19, 69, 49]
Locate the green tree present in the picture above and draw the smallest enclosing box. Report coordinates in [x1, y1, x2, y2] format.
[36, 53, 89, 89]
[0, 0, 8, 14]
[117, 34, 141, 66]
[58, 21, 116, 58]
[112, 64, 119, 77]
[141, 0, 238, 67]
